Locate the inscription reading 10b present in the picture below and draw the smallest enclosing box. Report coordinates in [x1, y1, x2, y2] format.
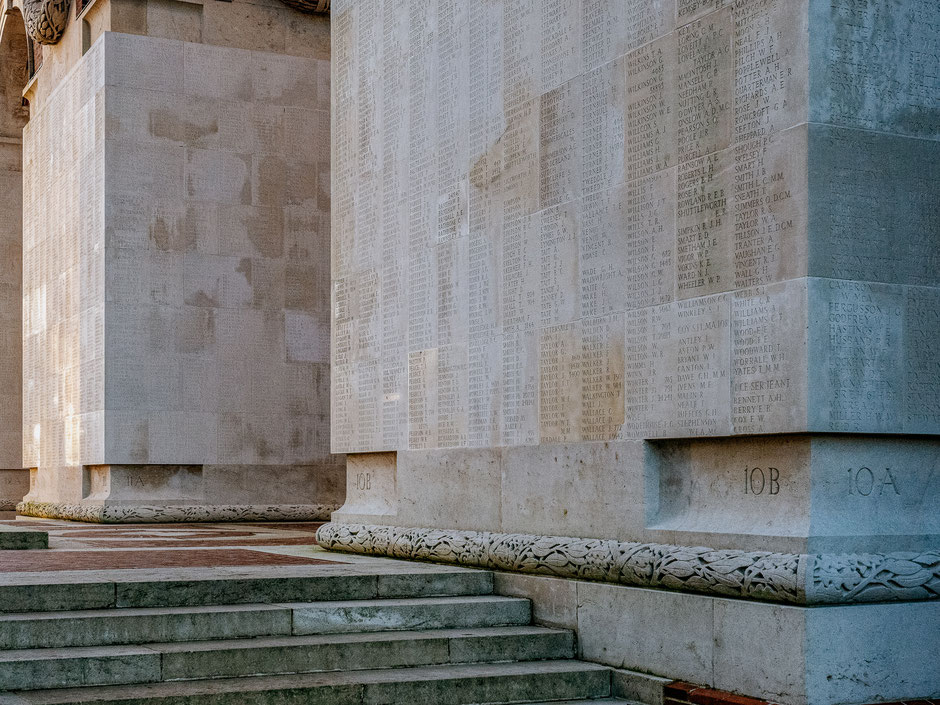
[744, 466, 780, 495]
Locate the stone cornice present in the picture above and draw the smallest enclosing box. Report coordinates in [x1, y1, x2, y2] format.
[316, 523, 940, 606]
[17, 501, 339, 523]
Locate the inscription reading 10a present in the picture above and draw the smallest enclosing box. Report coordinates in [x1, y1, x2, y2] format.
[846, 468, 900, 497]
[744, 466, 780, 495]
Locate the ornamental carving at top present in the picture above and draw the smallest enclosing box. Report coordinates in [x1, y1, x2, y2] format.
[20, 0, 327, 47]
[279, 0, 330, 13]
[22, 0, 70, 45]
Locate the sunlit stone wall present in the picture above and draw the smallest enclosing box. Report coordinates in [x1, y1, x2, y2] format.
[21, 30, 340, 514]
[329, 0, 939, 553]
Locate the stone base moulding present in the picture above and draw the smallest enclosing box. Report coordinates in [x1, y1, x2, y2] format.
[316, 523, 940, 605]
[0, 468, 30, 512]
[17, 502, 340, 523]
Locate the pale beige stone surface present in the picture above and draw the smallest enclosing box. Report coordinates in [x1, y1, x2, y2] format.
[492, 573, 578, 631]
[18, 25, 339, 513]
[330, 0, 824, 456]
[577, 582, 714, 684]
[329, 0, 940, 565]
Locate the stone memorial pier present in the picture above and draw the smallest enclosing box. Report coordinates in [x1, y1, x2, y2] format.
[0, 0, 342, 522]
[0, 1, 28, 512]
[324, 0, 940, 703]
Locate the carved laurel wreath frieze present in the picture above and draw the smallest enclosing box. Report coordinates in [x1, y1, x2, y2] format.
[22, 0, 70, 45]
[279, 0, 330, 13]
[16, 501, 339, 523]
[19, 0, 327, 47]
[316, 523, 940, 606]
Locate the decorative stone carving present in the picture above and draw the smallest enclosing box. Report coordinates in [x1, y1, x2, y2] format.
[22, 0, 70, 45]
[316, 523, 940, 606]
[279, 0, 329, 13]
[807, 552, 940, 604]
[17, 501, 340, 523]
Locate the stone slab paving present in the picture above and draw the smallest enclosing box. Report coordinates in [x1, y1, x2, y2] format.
[0, 518, 493, 590]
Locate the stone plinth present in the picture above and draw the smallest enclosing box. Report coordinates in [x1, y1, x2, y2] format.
[328, 0, 939, 702]
[17, 16, 342, 521]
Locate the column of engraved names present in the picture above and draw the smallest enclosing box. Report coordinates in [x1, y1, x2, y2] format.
[580, 314, 625, 440]
[354, 4, 381, 450]
[731, 286, 802, 434]
[406, 1, 437, 448]
[674, 296, 731, 436]
[500, 0, 540, 446]
[330, 7, 356, 451]
[539, 322, 579, 443]
[435, 3, 469, 449]
[406, 1, 436, 356]
[626, 34, 676, 181]
[676, 11, 733, 299]
[379, 4, 408, 449]
[903, 287, 940, 434]
[467, 3, 502, 447]
[732, 0, 805, 289]
[625, 172, 675, 309]
[623, 305, 673, 438]
[821, 281, 903, 433]
[677, 150, 732, 298]
[579, 58, 626, 319]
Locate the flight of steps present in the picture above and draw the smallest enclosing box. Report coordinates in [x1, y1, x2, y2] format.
[0, 569, 632, 704]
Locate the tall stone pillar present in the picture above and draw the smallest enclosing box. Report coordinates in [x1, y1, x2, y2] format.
[326, 1, 939, 703]
[17, 0, 342, 522]
[0, 8, 28, 511]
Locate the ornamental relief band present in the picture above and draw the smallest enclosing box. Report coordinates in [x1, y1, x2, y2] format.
[316, 523, 940, 606]
[16, 501, 341, 523]
[20, 0, 330, 45]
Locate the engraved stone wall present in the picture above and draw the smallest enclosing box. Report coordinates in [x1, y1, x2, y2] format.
[331, 0, 939, 454]
[21, 32, 338, 508]
[22, 36, 104, 500]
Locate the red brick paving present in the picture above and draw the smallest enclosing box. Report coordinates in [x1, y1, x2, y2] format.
[79, 537, 317, 549]
[62, 530, 260, 540]
[0, 549, 337, 572]
[241, 522, 325, 532]
[665, 682, 940, 705]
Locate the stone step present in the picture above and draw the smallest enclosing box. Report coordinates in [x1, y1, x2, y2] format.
[0, 569, 494, 613]
[0, 660, 612, 704]
[0, 626, 574, 691]
[0, 595, 531, 649]
[526, 701, 639, 704]
[288, 594, 532, 634]
[0, 526, 47, 550]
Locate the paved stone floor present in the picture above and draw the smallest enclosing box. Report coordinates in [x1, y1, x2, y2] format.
[0, 514, 476, 586]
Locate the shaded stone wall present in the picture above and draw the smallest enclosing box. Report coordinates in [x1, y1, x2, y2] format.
[0, 9, 30, 508]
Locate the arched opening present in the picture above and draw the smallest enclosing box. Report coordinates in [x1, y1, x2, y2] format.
[0, 6, 29, 513]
